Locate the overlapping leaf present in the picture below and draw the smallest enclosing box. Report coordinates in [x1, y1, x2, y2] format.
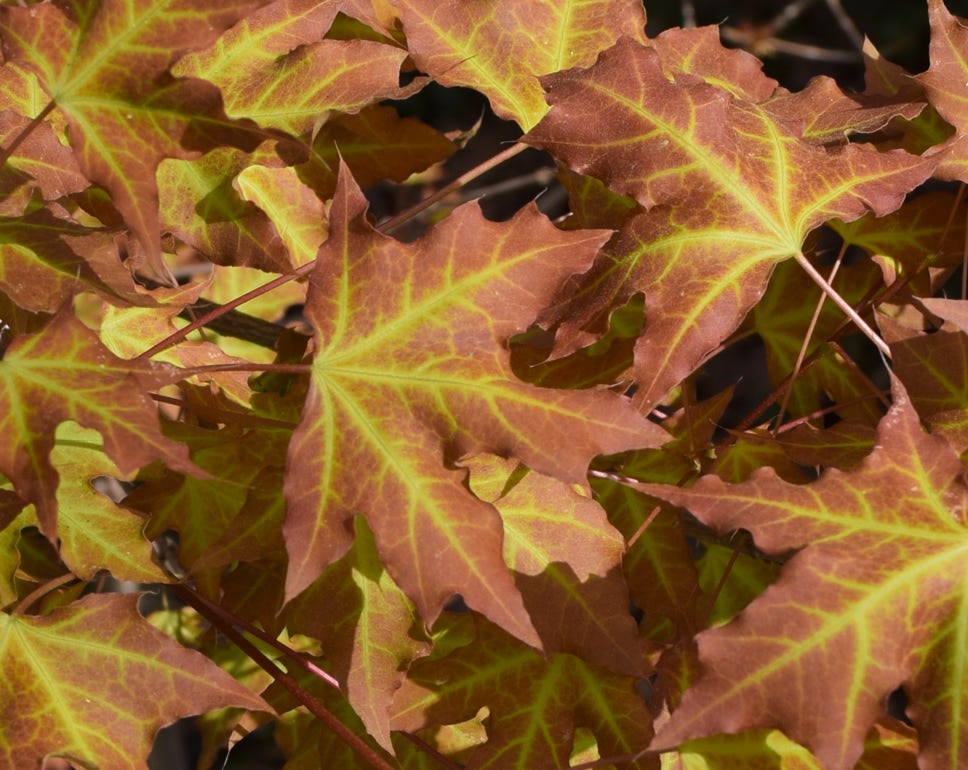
[173, 2, 410, 137]
[285, 517, 430, 753]
[283, 164, 666, 647]
[49, 422, 164, 583]
[665, 720, 917, 770]
[462, 454, 644, 675]
[390, 614, 656, 770]
[525, 35, 932, 408]
[234, 164, 328, 266]
[918, 0, 968, 180]
[0, 110, 88, 214]
[0, 0, 267, 282]
[890, 327, 968, 453]
[126, 422, 289, 593]
[829, 191, 967, 297]
[393, 0, 648, 130]
[157, 144, 291, 272]
[0, 593, 269, 769]
[300, 104, 456, 200]
[0, 209, 143, 313]
[638, 380, 968, 769]
[0, 310, 197, 540]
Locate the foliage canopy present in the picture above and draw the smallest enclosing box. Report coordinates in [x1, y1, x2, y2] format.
[1, 1, 967, 769]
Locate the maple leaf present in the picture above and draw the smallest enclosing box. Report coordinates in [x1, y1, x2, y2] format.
[594, 478, 701, 646]
[283, 164, 666, 648]
[694, 542, 779, 631]
[390, 613, 656, 770]
[635, 379, 968, 769]
[646, 26, 921, 145]
[0, 110, 88, 214]
[525, 36, 932, 408]
[234, 163, 328, 266]
[0, 506, 27, 609]
[890, 326, 968, 454]
[173, 5, 410, 137]
[462, 454, 644, 675]
[393, 0, 648, 129]
[917, 0, 968, 181]
[0, 0, 268, 283]
[777, 419, 877, 471]
[300, 103, 456, 200]
[0, 208, 143, 313]
[830, 191, 967, 298]
[50, 422, 165, 584]
[126, 422, 288, 594]
[922, 298, 968, 334]
[556, 168, 641, 231]
[157, 144, 292, 273]
[0, 593, 269, 770]
[645, 26, 779, 103]
[285, 517, 430, 753]
[764, 74, 926, 146]
[0, 309, 198, 541]
[648, 27, 921, 144]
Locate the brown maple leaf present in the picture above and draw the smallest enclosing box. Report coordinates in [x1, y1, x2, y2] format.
[283, 163, 666, 648]
[637, 379, 968, 770]
[0, 310, 199, 540]
[525, 35, 932, 408]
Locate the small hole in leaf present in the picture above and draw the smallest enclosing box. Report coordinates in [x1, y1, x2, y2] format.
[886, 686, 912, 726]
[443, 594, 469, 613]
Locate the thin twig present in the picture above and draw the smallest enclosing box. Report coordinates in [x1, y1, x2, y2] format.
[827, 0, 864, 51]
[719, 0, 861, 65]
[827, 340, 891, 408]
[455, 166, 556, 202]
[774, 243, 847, 434]
[12, 573, 79, 616]
[182, 584, 341, 691]
[681, 0, 696, 28]
[697, 547, 741, 630]
[172, 584, 397, 770]
[769, 0, 819, 35]
[763, 37, 861, 63]
[377, 142, 531, 235]
[0, 100, 56, 168]
[175, 362, 310, 379]
[733, 354, 822, 434]
[793, 251, 890, 357]
[824, 0, 865, 49]
[773, 390, 887, 433]
[627, 506, 662, 550]
[137, 261, 317, 359]
[721, 27, 860, 63]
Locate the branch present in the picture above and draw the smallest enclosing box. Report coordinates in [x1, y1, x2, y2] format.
[171, 584, 398, 770]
